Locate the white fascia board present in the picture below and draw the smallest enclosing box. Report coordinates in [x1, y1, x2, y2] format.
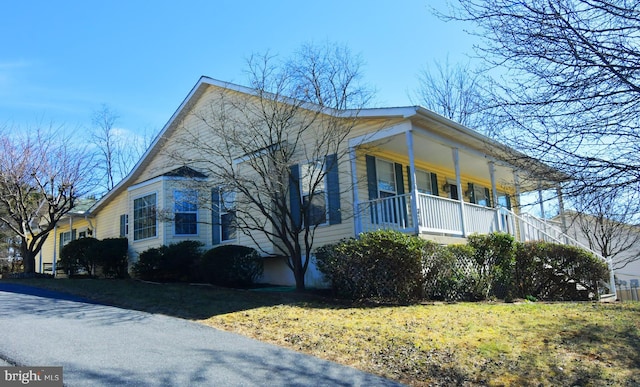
[348, 121, 413, 148]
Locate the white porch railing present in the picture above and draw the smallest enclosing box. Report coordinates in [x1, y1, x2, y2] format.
[357, 192, 603, 259]
[358, 194, 416, 233]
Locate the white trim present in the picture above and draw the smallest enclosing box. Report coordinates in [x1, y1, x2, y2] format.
[128, 176, 164, 192]
[348, 121, 412, 148]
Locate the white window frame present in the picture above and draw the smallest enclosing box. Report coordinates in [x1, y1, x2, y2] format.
[473, 184, 491, 207]
[133, 192, 158, 241]
[174, 189, 198, 236]
[416, 169, 433, 195]
[375, 158, 397, 198]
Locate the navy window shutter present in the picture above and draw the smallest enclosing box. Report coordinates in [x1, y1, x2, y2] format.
[505, 194, 512, 210]
[430, 173, 439, 196]
[289, 164, 302, 229]
[211, 188, 221, 245]
[394, 163, 405, 195]
[326, 154, 341, 225]
[365, 155, 378, 200]
[485, 187, 492, 207]
[468, 183, 476, 203]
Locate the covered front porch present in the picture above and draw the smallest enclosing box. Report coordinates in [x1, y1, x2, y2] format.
[348, 110, 567, 244]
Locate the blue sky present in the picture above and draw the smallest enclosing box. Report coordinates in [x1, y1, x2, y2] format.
[1, 0, 476, 137]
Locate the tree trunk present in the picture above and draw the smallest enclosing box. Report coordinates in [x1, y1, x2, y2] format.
[292, 254, 306, 291]
[22, 248, 36, 274]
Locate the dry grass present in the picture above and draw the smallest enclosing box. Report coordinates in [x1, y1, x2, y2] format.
[4, 278, 639, 386]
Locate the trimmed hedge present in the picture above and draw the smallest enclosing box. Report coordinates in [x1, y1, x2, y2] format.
[316, 230, 427, 302]
[133, 240, 203, 282]
[59, 237, 129, 278]
[315, 230, 609, 303]
[198, 245, 263, 287]
[133, 242, 263, 287]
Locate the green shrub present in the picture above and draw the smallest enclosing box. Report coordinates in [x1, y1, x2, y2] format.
[514, 241, 609, 301]
[315, 230, 426, 303]
[437, 244, 477, 301]
[467, 233, 516, 300]
[59, 237, 100, 276]
[198, 245, 263, 287]
[422, 243, 469, 301]
[133, 240, 204, 282]
[95, 238, 129, 278]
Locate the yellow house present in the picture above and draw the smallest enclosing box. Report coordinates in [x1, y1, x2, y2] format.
[36, 77, 594, 286]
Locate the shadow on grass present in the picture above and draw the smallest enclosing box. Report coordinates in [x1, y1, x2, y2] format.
[0, 278, 345, 320]
[507, 313, 640, 386]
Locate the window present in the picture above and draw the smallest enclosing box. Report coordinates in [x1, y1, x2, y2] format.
[301, 161, 327, 226]
[497, 192, 512, 210]
[133, 193, 157, 241]
[220, 190, 236, 241]
[174, 190, 198, 235]
[59, 230, 74, 257]
[446, 179, 460, 200]
[470, 184, 491, 207]
[416, 170, 439, 195]
[376, 159, 396, 198]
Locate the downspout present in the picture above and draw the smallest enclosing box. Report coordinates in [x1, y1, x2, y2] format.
[405, 130, 420, 235]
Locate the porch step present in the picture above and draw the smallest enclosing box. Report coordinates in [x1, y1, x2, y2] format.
[599, 293, 617, 302]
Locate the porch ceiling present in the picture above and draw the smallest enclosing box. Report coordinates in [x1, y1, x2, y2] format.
[368, 131, 548, 193]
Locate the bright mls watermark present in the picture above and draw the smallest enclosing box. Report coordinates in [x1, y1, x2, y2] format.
[0, 367, 62, 386]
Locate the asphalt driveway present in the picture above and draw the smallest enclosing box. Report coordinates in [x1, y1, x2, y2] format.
[0, 283, 402, 386]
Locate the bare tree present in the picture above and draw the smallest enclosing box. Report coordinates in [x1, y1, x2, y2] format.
[0, 127, 93, 273]
[439, 0, 640, 199]
[413, 58, 492, 133]
[567, 186, 640, 270]
[172, 43, 373, 290]
[91, 104, 149, 193]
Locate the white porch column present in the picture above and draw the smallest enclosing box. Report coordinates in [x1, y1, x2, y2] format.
[556, 184, 567, 235]
[513, 171, 521, 212]
[537, 181, 546, 219]
[406, 130, 420, 234]
[349, 146, 361, 236]
[488, 161, 500, 231]
[489, 162, 498, 207]
[452, 148, 467, 237]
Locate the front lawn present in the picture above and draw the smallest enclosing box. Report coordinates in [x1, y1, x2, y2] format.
[4, 278, 639, 386]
